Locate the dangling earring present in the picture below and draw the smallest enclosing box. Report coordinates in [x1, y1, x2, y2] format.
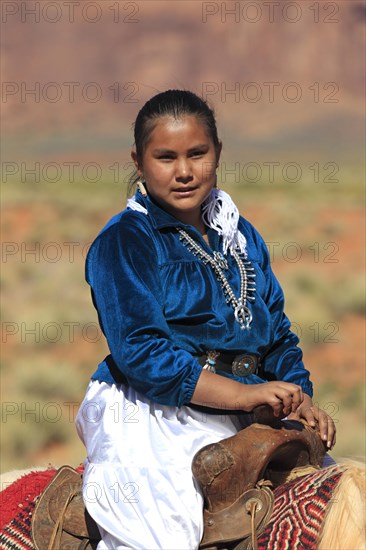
[137, 180, 147, 197]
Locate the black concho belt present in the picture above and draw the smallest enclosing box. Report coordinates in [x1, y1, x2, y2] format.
[197, 350, 260, 377]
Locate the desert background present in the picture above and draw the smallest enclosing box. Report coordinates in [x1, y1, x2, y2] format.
[1, 0, 365, 472]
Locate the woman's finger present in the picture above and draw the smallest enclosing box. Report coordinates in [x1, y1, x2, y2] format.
[277, 391, 293, 416]
[270, 398, 285, 418]
[291, 387, 303, 412]
[325, 416, 336, 449]
[277, 383, 303, 413]
[301, 405, 316, 427]
[315, 408, 335, 448]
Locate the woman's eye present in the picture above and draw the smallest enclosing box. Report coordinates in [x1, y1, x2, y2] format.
[156, 150, 206, 160]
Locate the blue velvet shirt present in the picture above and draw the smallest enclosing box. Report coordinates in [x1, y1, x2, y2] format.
[86, 193, 313, 407]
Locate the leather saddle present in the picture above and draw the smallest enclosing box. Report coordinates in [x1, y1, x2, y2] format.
[32, 465, 100, 550]
[32, 415, 326, 550]
[192, 413, 326, 549]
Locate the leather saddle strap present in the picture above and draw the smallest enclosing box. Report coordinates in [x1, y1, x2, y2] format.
[249, 501, 258, 550]
[48, 488, 79, 550]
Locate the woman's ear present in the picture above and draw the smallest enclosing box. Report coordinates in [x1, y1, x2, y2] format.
[131, 150, 142, 175]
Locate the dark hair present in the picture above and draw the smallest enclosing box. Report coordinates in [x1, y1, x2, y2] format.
[128, 90, 220, 195]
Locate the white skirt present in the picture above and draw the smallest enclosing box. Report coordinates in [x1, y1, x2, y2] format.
[75, 380, 250, 550]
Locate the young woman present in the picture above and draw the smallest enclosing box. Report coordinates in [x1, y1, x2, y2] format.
[76, 90, 336, 549]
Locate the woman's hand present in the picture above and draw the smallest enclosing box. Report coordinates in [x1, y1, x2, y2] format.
[244, 381, 304, 418]
[288, 393, 336, 449]
[192, 371, 304, 417]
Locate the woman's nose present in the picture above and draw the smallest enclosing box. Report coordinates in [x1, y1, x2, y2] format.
[175, 158, 193, 182]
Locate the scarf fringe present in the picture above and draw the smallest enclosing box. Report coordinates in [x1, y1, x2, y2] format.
[126, 198, 148, 215]
[202, 189, 247, 256]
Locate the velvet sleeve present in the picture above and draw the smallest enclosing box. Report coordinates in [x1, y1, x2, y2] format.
[86, 212, 203, 407]
[249, 224, 313, 397]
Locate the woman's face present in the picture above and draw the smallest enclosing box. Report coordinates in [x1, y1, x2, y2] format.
[132, 115, 221, 229]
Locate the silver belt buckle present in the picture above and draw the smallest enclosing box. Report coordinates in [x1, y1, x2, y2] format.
[232, 354, 258, 376]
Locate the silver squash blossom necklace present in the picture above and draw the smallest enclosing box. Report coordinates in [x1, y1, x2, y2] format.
[177, 228, 256, 329]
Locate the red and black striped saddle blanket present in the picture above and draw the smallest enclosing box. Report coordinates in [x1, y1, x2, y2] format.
[0, 464, 342, 550]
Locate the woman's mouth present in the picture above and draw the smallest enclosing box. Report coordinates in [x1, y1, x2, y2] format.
[173, 186, 198, 196]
